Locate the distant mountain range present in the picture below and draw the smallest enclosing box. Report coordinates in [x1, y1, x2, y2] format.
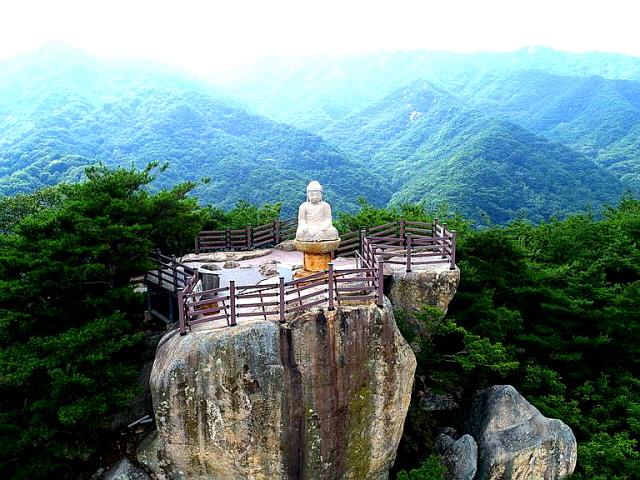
[1, 44, 638, 222]
[0, 45, 389, 214]
[321, 81, 626, 222]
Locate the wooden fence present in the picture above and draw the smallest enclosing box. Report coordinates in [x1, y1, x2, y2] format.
[360, 219, 456, 271]
[195, 218, 298, 253]
[157, 218, 456, 334]
[144, 251, 198, 292]
[177, 262, 383, 335]
[195, 218, 456, 269]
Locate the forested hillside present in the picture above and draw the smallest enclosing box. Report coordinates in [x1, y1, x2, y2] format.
[1, 45, 638, 223]
[454, 70, 640, 189]
[216, 48, 640, 195]
[0, 46, 390, 214]
[322, 80, 627, 223]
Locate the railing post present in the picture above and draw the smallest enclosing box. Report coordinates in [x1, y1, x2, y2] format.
[360, 229, 366, 257]
[229, 280, 237, 326]
[399, 218, 406, 246]
[195, 234, 200, 254]
[376, 249, 384, 307]
[432, 218, 439, 253]
[441, 223, 448, 259]
[171, 255, 178, 292]
[226, 228, 231, 251]
[327, 263, 335, 311]
[246, 226, 252, 250]
[274, 219, 281, 245]
[279, 276, 286, 323]
[406, 233, 412, 273]
[178, 290, 187, 335]
[450, 231, 457, 270]
[156, 249, 162, 286]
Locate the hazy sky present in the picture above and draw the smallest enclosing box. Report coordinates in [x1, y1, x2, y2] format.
[1, 0, 638, 75]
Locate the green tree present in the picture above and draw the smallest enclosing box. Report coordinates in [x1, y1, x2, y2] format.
[0, 164, 207, 478]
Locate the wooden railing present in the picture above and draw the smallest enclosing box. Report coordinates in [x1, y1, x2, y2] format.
[144, 251, 198, 292]
[157, 218, 456, 334]
[177, 262, 383, 335]
[196, 218, 455, 267]
[195, 218, 299, 253]
[361, 219, 456, 271]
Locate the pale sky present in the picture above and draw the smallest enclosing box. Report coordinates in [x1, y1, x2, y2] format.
[1, 0, 639, 75]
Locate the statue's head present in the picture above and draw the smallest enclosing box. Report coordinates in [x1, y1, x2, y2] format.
[306, 180, 323, 204]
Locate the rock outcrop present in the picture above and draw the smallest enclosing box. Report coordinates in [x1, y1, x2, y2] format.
[149, 299, 415, 480]
[467, 385, 577, 480]
[388, 264, 460, 316]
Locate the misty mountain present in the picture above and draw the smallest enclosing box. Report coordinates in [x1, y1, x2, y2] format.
[321, 80, 628, 223]
[0, 45, 391, 214]
[212, 47, 640, 132]
[451, 69, 640, 189]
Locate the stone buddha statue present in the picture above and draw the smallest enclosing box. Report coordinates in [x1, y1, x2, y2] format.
[295, 181, 340, 242]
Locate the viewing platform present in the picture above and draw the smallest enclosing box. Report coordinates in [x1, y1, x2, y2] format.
[145, 219, 457, 334]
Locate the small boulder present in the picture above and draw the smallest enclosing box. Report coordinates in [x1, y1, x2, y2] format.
[200, 263, 222, 271]
[467, 385, 577, 480]
[388, 266, 460, 316]
[136, 431, 169, 480]
[223, 260, 240, 269]
[259, 259, 279, 277]
[102, 458, 150, 480]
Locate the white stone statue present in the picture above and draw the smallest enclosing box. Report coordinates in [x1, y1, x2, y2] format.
[295, 181, 340, 242]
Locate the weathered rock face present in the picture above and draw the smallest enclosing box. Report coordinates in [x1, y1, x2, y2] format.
[149, 299, 415, 480]
[436, 431, 478, 480]
[467, 385, 577, 480]
[388, 265, 460, 317]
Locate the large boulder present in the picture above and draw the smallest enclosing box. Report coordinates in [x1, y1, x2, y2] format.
[467, 385, 577, 480]
[387, 264, 460, 317]
[149, 299, 415, 480]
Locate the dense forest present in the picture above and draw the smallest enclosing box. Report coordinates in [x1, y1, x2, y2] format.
[321, 80, 626, 223]
[218, 48, 640, 194]
[0, 166, 638, 479]
[335, 198, 640, 479]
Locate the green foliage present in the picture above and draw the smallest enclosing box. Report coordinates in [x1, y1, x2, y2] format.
[0, 164, 207, 478]
[395, 455, 445, 480]
[203, 200, 282, 230]
[0, 184, 70, 233]
[576, 432, 640, 480]
[444, 198, 640, 478]
[345, 199, 640, 479]
[409, 307, 518, 397]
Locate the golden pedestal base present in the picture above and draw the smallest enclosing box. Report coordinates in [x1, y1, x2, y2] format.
[292, 238, 341, 279]
[294, 252, 332, 279]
